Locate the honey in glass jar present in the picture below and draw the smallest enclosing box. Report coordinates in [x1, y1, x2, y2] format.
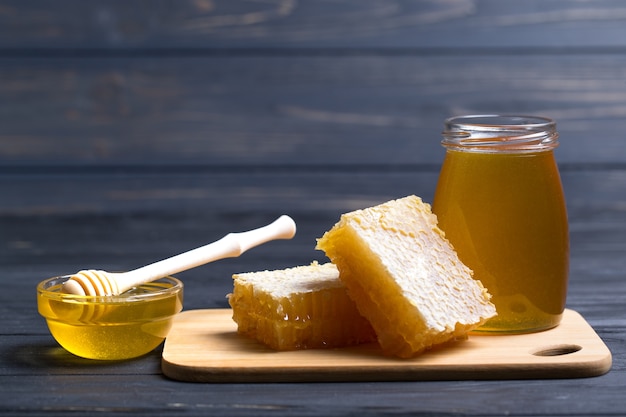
[432, 115, 569, 333]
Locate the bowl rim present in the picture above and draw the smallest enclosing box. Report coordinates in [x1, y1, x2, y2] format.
[37, 275, 183, 303]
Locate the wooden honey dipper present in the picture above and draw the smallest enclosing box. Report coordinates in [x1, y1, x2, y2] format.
[61, 215, 297, 296]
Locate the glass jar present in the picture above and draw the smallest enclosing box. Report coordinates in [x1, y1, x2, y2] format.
[432, 115, 569, 333]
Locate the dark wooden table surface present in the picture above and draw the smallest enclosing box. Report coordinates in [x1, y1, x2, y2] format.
[2, 1, 626, 415]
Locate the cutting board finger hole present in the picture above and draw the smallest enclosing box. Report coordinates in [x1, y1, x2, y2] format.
[531, 344, 582, 357]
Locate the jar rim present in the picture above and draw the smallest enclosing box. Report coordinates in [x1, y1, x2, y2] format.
[442, 114, 559, 152]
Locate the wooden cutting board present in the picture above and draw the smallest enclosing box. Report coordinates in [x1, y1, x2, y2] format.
[161, 308, 611, 383]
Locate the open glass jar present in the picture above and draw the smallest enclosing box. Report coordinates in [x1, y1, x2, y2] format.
[432, 115, 569, 333]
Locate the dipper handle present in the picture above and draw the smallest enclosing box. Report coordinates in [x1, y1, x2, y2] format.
[119, 215, 296, 292]
[63, 215, 297, 296]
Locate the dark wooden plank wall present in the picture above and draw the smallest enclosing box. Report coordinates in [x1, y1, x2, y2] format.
[3, 0, 626, 330]
[2, 0, 626, 169]
[3, 2, 626, 415]
[2, 2, 625, 296]
[0, 0, 622, 298]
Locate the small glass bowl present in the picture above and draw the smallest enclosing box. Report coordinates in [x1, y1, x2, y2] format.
[37, 275, 183, 360]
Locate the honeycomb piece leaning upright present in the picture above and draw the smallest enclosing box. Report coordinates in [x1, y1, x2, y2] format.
[316, 195, 497, 358]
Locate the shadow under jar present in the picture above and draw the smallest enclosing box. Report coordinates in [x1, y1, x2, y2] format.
[432, 115, 569, 334]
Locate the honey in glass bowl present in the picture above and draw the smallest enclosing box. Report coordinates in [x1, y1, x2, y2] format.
[432, 115, 569, 334]
[37, 275, 183, 360]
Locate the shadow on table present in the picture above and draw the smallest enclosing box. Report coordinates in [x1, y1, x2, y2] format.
[6, 340, 163, 374]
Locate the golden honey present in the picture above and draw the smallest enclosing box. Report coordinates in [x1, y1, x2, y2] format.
[432, 115, 569, 333]
[37, 276, 183, 360]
